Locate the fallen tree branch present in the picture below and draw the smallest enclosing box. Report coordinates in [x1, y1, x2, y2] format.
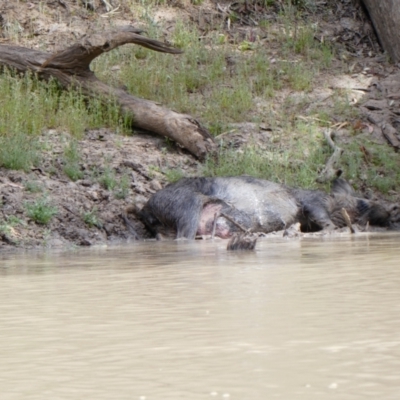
[0, 27, 216, 159]
[316, 129, 343, 183]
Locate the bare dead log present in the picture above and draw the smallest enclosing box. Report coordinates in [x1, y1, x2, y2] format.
[0, 27, 216, 159]
[316, 129, 343, 184]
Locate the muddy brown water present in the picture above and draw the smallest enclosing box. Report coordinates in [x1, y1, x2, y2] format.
[1, 233, 400, 399]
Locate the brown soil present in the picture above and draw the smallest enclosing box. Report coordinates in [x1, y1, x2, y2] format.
[0, 0, 399, 249]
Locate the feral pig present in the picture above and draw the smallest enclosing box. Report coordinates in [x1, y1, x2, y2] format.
[137, 176, 399, 239]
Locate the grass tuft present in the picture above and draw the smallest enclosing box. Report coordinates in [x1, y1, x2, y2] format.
[82, 208, 103, 228]
[63, 140, 84, 181]
[25, 197, 58, 225]
[0, 133, 41, 171]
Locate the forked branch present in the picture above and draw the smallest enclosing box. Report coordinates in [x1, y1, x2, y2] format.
[0, 27, 216, 159]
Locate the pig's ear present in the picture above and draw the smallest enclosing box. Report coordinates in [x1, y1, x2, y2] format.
[331, 177, 355, 196]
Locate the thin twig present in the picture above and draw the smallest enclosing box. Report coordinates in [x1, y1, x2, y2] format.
[220, 212, 249, 233]
[211, 212, 218, 239]
[341, 208, 355, 234]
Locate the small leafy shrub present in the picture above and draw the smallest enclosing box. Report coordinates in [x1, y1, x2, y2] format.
[114, 173, 131, 199]
[0, 133, 40, 171]
[25, 197, 58, 225]
[6, 215, 25, 226]
[98, 166, 118, 191]
[82, 208, 103, 228]
[164, 168, 186, 183]
[63, 140, 84, 181]
[24, 180, 43, 193]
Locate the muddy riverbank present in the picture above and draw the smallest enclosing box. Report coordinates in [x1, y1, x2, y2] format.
[1, 0, 399, 249]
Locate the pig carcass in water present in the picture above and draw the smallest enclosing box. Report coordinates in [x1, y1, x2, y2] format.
[137, 176, 398, 239]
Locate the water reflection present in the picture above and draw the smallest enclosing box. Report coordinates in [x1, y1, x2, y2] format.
[1, 233, 400, 399]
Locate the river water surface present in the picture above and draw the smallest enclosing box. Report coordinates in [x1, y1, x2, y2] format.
[1, 233, 400, 399]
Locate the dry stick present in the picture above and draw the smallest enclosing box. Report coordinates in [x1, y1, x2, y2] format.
[317, 129, 343, 183]
[220, 212, 249, 233]
[121, 160, 152, 181]
[0, 27, 215, 159]
[61, 203, 81, 219]
[211, 212, 218, 239]
[341, 208, 356, 234]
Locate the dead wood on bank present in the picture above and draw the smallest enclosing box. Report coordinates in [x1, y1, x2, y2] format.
[316, 129, 343, 183]
[0, 27, 216, 159]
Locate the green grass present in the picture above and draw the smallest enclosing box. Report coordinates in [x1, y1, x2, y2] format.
[0, 132, 41, 171]
[0, 222, 15, 243]
[164, 168, 186, 183]
[63, 140, 84, 181]
[25, 197, 58, 225]
[202, 131, 400, 194]
[82, 208, 103, 228]
[98, 166, 118, 191]
[114, 173, 131, 199]
[97, 167, 131, 198]
[203, 123, 328, 189]
[24, 180, 44, 193]
[0, 215, 26, 242]
[5, 215, 26, 226]
[341, 139, 400, 194]
[0, 70, 128, 140]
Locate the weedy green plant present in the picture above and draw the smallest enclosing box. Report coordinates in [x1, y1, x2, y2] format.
[147, 165, 162, 179]
[6, 215, 26, 226]
[283, 61, 314, 91]
[63, 140, 84, 181]
[164, 168, 186, 183]
[292, 27, 315, 54]
[341, 139, 400, 195]
[277, 11, 333, 67]
[98, 166, 118, 191]
[211, 86, 254, 121]
[238, 41, 257, 52]
[97, 166, 132, 198]
[25, 197, 58, 225]
[0, 222, 18, 244]
[114, 173, 131, 199]
[24, 180, 44, 193]
[82, 208, 103, 228]
[0, 133, 41, 171]
[0, 223, 11, 236]
[0, 215, 25, 238]
[0, 70, 129, 142]
[203, 122, 329, 189]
